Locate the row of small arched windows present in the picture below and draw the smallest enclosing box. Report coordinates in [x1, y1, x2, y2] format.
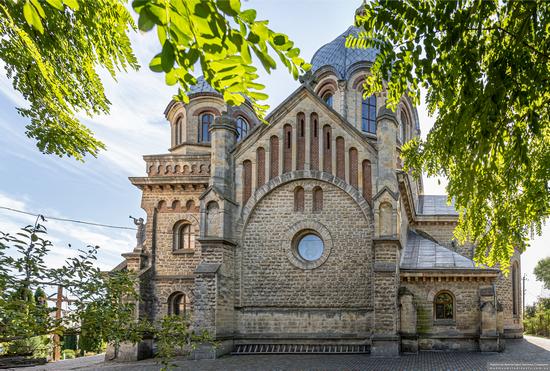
[294, 186, 323, 212]
[174, 114, 250, 146]
[241, 115, 373, 206]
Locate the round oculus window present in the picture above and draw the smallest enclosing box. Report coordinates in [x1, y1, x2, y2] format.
[297, 234, 324, 261]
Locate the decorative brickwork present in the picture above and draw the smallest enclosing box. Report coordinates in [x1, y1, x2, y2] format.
[243, 160, 252, 204]
[270, 135, 279, 179]
[256, 147, 265, 188]
[323, 125, 332, 173]
[310, 113, 319, 170]
[296, 113, 305, 170]
[283, 124, 292, 173]
[349, 147, 358, 188]
[336, 136, 345, 179]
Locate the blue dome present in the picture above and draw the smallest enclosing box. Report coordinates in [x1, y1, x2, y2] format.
[310, 26, 378, 79]
[188, 76, 220, 96]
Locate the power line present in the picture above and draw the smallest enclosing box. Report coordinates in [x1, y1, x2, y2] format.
[0, 206, 137, 231]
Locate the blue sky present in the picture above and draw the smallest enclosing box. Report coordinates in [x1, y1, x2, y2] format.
[0, 0, 547, 304]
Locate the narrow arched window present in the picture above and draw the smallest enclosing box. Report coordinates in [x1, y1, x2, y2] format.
[243, 160, 252, 204]
[283, 124, 292, 173]
[336, 137, 345, 179]
[323, 125, 332, 173]
[434, 292, 454, 320]
[168, 292, 188, 317]
[312, 186, 323, 212]
[512, 262, 519, 316]
[294, 186, 304, 212]
[361, 94, 377, 134]
[296, 113, 305, 170]
[310, 113, 319, 170]
[400, 109, 409, 143]
[322, 92, 333, 107]
[349, 148, 358, 188]
[175, 117, 182, 145]
[362, 159, 372, 205]
[256, 147, 265, 188]
[236, 117, 249, 142]
[198, 113, 213, 143]
[173, 221, 193, 250]
[270, 136, 279, 179]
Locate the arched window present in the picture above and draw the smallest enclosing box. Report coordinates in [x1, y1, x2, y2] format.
[294, 186, 304, 212]
[243, 160, 252, 204]
[361, 94, 377, 134]
[322, 92, 333, 107]
[349, 148, 358, 188]
[256, 147, 265, 188]
[312, 186, 323, 212]
[270, 136, 279, 179]
[512, 262, 519, 316]
[168, 292, 188, 317]
[310, 113, 319, 170]
[336, 137, 345, 179]
[175, 117, 183, 145]
[400, 109, 410, 144]
[283, 124, 292, 173]
[198, 113, 213, 143]
[323, 125, 332, 173]
[236, 117, 249, 142]
[296, 113, 305, 170]
[434, 291, 454, 320]
[173, 221, 193, 250]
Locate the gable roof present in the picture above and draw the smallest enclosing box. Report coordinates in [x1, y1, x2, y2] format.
[233, 83, 378, 159]
[400, 230, 494, 271]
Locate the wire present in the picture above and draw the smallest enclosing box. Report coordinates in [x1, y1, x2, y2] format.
[0, 206, 137, 231]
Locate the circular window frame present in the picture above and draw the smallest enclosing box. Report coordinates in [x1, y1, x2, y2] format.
[285, 220, 332, 270]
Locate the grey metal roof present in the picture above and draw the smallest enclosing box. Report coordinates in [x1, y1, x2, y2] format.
[400, 230, 482, 270]
[188, 76, 220, 96]
[310, 26, 379, 79]
[417, 195, 458, 215]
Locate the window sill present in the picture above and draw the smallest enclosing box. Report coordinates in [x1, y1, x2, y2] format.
[433, 319, 456, 326]
[173, 249, 196, 255]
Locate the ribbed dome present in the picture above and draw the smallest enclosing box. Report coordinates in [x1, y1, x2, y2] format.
[310, 26, 378, 79]
[188, 76, 220, 96]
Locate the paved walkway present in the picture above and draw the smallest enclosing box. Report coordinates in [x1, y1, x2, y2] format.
[14, 336, 550, 371]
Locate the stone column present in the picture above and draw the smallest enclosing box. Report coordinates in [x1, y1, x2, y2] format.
[375, 106, 398, 193]
[193, 238, 237, 359]
[209, 114, 237, 197]
[399, 288, 418, 353]
[479, 286, 501, 352]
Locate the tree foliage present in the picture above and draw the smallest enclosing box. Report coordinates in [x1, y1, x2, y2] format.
[535, 257, 550, 290]
[0, 219, 210, 367]
[132, 0, 310, 117]
[1, 0, 309, 160]
[0, 0, 138, 160]
[348, 0, 550, 269]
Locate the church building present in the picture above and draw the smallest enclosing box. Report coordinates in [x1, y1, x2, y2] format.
[116, 21, 523, 359]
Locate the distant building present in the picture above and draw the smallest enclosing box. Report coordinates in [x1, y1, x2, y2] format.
[116, 19, 522, 360]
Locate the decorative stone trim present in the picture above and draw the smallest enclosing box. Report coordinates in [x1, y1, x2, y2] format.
[239, 170, 373, 233]
[284, 220, 333, 270]
[172, 249, 196, 255]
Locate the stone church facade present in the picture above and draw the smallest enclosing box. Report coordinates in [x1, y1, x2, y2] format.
[117, 24, 523, 359]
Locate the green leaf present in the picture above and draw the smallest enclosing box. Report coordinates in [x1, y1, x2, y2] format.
[138, 10, 156, 32]
[62, 0, 79, 11]
[23, 0, 44, 34]
[161, 41, 175, 72]
[149, 54, 163, 73]
[45, 0, 64, 11]
[240, 9, 256, 23]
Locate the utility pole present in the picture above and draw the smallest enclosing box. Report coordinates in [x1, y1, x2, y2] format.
[522, 274, 527, 319]
[53, 285, 63, 362]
